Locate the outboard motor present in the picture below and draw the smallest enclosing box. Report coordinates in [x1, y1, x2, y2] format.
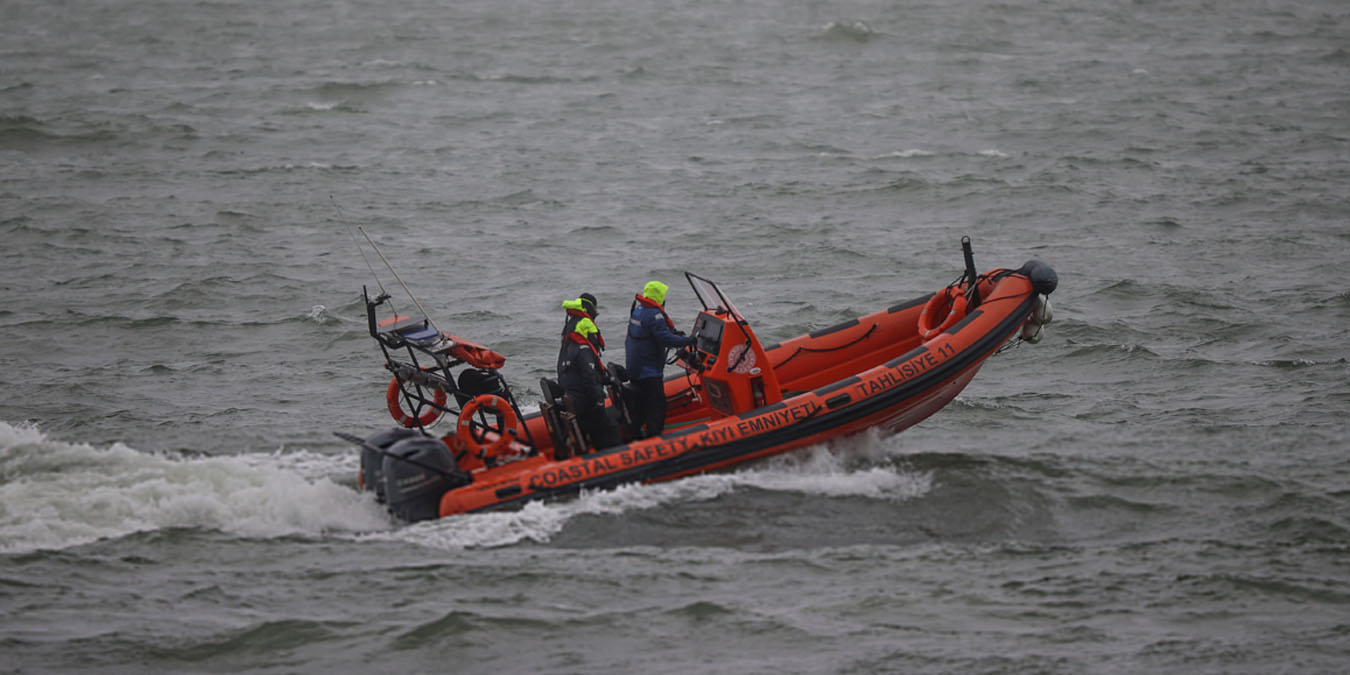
[382, 436, 469, 522]
[359, 427, 421, 503]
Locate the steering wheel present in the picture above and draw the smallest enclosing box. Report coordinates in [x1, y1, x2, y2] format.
[672, 345, 701, 370]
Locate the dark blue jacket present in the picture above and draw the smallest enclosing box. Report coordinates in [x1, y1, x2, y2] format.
[557, 338, 606, 411]
[625, 303, 694, 380]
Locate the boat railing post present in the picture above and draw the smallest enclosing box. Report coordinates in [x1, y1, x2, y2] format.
[961, 236, 981, 309]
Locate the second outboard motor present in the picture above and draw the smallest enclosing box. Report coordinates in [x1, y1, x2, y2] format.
[382, 436, 469, 522]
[360, 427, 421, 503]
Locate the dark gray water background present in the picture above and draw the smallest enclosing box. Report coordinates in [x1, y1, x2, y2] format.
[3, 0, 1348, 672]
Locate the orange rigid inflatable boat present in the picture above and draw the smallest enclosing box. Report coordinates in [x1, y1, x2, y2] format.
[338, 238, 1058, 521]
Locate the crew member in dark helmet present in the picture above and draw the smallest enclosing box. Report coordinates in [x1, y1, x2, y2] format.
[557, 315, 620, 451]
[624, 280, 695, 439]
[560, 292, 602, 349]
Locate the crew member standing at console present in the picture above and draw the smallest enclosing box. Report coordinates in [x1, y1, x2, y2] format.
[625, 280, 695, 439]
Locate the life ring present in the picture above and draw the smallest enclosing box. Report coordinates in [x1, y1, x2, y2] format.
[456, 394, 519, 458]
[386, 377, 448, 428]
[917, 286, 970, 341]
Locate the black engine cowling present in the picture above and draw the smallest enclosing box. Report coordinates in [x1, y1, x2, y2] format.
[382, 436, 470, 522]
[359, 427, 421, 504]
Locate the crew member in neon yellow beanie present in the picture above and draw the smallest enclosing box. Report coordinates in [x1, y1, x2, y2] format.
[624, 280, 695, 438]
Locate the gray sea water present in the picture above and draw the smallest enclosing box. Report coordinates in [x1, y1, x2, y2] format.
[3, 0, 1349, 672]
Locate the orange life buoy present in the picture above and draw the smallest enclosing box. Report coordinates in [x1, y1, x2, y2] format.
[386, 377, 448, 428]
[456, 394, 519, 458]
[917, 286, 970, 341]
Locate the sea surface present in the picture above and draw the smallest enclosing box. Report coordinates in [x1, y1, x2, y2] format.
[3, 0, 1349, 672]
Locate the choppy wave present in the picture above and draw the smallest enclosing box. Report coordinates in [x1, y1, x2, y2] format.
[812, 20, 879, 43]
[0, 115, 117, 148]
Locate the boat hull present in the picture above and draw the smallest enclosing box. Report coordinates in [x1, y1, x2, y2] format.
[436, 269, 1041, 516]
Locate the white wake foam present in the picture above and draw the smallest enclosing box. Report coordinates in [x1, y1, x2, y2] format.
[1, 422, 930, 554]
[0, 422, 391, 554]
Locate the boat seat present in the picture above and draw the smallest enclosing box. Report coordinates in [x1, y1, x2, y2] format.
[604, 362, 637, 438]
[540, 378, 585, 460]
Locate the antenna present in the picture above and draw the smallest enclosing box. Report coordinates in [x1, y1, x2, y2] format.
[358, 226, 440, 335]
[331, 195, 400, 316]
